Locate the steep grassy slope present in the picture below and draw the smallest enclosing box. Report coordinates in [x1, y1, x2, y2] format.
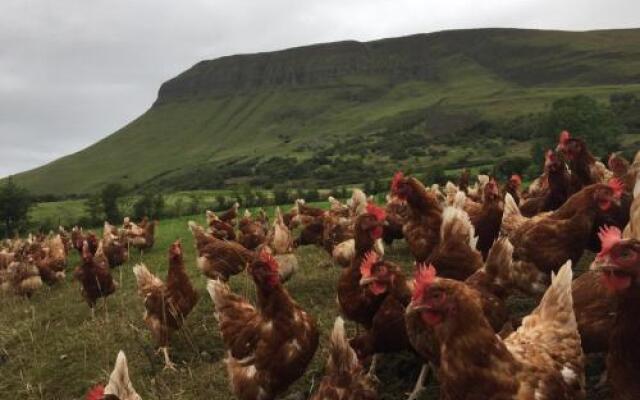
[12, 28, 640, 195]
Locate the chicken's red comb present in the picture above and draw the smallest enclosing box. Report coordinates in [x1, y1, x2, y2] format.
[412, 263, 437, 301]
[608, 178, 624, 199]
[391, 171, 404, 193]
[597, 225, 622, 257]
[86, 384, 105, 400]
[259, 249, 279, 272]
[559, 130, 570, 144]
[366, 202, 386, 222]
[510, 174, 522, 185]
[360, 251, 379, 278]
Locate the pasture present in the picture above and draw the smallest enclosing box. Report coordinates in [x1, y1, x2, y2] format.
[0, 209, 608, 400]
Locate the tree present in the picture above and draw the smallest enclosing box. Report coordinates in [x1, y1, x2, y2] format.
[84, 193, 103, 227]
[101, 183, 125, 223]
[0, 178, 33, 238]
[542, 95, 623, 154]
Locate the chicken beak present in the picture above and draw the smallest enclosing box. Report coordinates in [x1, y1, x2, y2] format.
[359, 276, 377, 287]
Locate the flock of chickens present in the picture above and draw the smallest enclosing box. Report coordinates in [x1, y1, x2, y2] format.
[1, 130, 640, 400]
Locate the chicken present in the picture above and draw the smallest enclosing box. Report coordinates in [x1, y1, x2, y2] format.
[293, 219, 325, 248]
[467, 174, 490, 202]
[349, 251, 429, 399]
[426, 193, 483, 281]
[350, 252, 413, 360]
[205, 210, 237, 241]
[74, 241, 116, 316]
[58, 226, 72, 255]
[282, 201, 300, 229]
[298, 200, 327, 218]
[571, 269, 615, 354]
[0, 259, 42, 297]
[86, 351, 141, 400]
[266, 207, 293, 255]
[382, 195, 407, 246]
[126, 219, 156, 251]
[0, 249, 14, 270]
[265, 207, 298, 282]
[623, 172, 640, 240]
[348, 188, 369, 217]
[404, 238, 515, 376]
[207, 250, 319, 400]
[520, 150, 571, 217]
[608, 152, 635, 189]
[504, 174, 522, 206]
[29, 234, 67, 285]
[406, 261, 585, 399]
[338, 203, 388, 328]
[310, 317, 377, 400]
[328, 196, 350, 218]
[589, 225, 640, 399]
[239, 210, 267, 250]
[32, 247, 66, 286]
[556, 130, 612, 193]
[188, 221, 255, 281]
[457, 168, 471, 193]
[133, 240, 198, 370]
[71, 226, 85, 254]
[103, 222, 129, 268]
[502, 180, 624, 276]
[467, 179, 503, 259]
[390, 172, 442, 262]
[218, 202, 240, 225]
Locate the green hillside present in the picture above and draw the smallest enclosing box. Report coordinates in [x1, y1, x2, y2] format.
[12, 28, 640, 196]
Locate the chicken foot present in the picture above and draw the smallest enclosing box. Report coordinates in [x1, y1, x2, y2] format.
[158, 347, 177, 371]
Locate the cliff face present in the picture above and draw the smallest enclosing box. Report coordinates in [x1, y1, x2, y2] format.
[156, 28, 640, 103]
[10, 28, 640, 196]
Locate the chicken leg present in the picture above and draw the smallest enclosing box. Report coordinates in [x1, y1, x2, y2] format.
[407, 363, 430, 400]
[158, 346, 177, 371]
[367, 354, 380, 383]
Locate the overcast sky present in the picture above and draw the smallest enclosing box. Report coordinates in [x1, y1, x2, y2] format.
[1, 0, 638, 178]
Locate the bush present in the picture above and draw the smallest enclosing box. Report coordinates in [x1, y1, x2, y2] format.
[541, 95, 623, 154]
[0, 178, 32, 237]
[274, 189, 290, 205]
[101, 183, 125, 223]
[133, 192, 165, 220]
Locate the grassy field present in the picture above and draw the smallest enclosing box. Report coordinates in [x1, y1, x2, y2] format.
[0, 210, 607, 400]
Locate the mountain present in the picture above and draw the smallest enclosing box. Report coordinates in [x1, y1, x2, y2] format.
[11, 28, 640, 196]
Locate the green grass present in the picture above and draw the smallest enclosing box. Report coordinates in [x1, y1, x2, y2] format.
[0, 211, 606, 399]
[9, 28, 640, 196]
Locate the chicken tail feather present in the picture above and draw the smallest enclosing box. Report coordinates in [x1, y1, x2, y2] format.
[530, 260, 576, 328]
[132, 263, 162, 295]
[441, 206, 475, 248]
[327, 317, 358, 374]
